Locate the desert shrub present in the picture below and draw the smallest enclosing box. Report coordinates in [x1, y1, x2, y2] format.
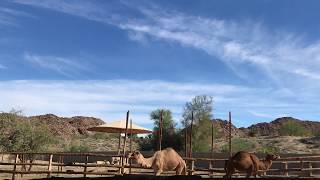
[92, 132, 110, 140]
[260, 145, 280, 154]
[248, 129, 258, 137]
[279, 121, 311, 136]
[0, 112, 55, 152]
[68, 145, 90, 152]
[221, 138, 257, 153]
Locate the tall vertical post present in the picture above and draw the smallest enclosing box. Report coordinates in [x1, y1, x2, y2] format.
[184, 127, 188, 158]
[129, 119, 133, 174]
[189, 111, 194, 158]
[121, 110, 130, 174]
[228, 111, 232, 158]
[158, 110, 163, 151]
[211, 120, 214, 157]
[210, 120, 214, 174]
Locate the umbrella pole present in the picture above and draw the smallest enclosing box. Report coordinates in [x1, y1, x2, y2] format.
[121, 110, 130, 174]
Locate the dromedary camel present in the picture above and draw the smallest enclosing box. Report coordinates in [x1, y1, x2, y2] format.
[224, 151, 280, 178]
[130, 148, 187, 176]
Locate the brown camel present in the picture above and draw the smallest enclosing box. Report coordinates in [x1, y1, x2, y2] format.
[130, 148, 187, 176]
[224, 151, 280, 178]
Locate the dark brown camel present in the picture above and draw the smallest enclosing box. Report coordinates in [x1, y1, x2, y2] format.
[224, 151, 280, 178]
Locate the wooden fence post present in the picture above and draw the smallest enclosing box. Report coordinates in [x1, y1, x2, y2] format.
[284, 162, 288, 177]
[83, 155, 89, 178]
[47, 154, 53, 178]
[308, 162, 313, 177]
[12, 154, 19, 180]
[190, 160, 195, 175]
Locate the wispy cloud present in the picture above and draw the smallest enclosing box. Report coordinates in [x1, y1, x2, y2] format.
[25, 53, 89, 78]
[13, 0, 320, 90]
[9, 1, 320, 126]
[0, 6, 34, 26]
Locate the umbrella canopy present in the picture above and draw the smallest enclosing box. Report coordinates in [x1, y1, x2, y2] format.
[87, 119, 152, 134]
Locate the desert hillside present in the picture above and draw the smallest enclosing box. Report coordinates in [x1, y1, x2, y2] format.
[0, 113, 319, 153]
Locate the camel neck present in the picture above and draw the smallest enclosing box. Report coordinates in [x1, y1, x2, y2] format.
[138, 155, 154, 168]
[261, 159, 272, 170]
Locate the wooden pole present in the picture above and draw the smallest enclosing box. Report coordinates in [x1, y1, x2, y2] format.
[185, 127, 188, 158]
[12, 154, 19, 180]
[83, 155, 89, 178]
[228, 111, 232, 158]
[189, 111, 194, 158]
[158, 110, 163, 151]
[308, 162, 313, 177]
[129, 119, 132, 174]
[121, 110, 130, 174]
[210, 120, 214, 175]
[47, 154, 53, 178]
[211, 120, 214, 156]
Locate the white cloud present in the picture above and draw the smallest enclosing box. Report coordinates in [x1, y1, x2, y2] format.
[0, 80, 319, 127]
[24, 53, 89, 78]
[8, 1, 320, 126]
[0, 7, 34, 26]
[13, 0, 320, 89]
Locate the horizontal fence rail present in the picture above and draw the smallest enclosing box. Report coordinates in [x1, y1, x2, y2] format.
[0, 152, 319, 179]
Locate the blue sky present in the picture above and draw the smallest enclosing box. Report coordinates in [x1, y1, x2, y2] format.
[1, 0, 320, 128]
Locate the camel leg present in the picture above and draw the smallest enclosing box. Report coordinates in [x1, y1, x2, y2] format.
[154, 169, 163, 176]
[176, 165, 184, 175]
[224, 168, 234, 179]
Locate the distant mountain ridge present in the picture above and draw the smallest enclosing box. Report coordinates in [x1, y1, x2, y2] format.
[211, 117, 320, 138]
[29, 114, 104, 140]
[2, 113, 319, 140]
[243, 117, 320, 137]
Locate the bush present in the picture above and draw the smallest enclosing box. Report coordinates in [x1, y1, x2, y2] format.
[0, 112, 55, 152]
[68, 145, 90, 152]
[260, 145, 280, 154]
[221, 138, 257, 153]
[279, 121, 311, 136]
[92, 132, 109, 140]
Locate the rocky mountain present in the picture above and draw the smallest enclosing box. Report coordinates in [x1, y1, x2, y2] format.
[242, 117, 320, 137]
[212, 119, 245, 137]
[29, 114, 105, 141]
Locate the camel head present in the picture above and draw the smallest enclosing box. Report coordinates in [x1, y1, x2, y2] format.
[130, 151, 143, 160]
[265, 154, 280, 161]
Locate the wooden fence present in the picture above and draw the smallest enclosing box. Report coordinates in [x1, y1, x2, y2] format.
[0, 152, 320, 179]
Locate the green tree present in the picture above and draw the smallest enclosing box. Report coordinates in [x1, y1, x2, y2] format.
[182, 95, 214, 152]
[279, 120, 311, 136]
[140, 109, 183, 151]
[182, 95, 213, 126]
